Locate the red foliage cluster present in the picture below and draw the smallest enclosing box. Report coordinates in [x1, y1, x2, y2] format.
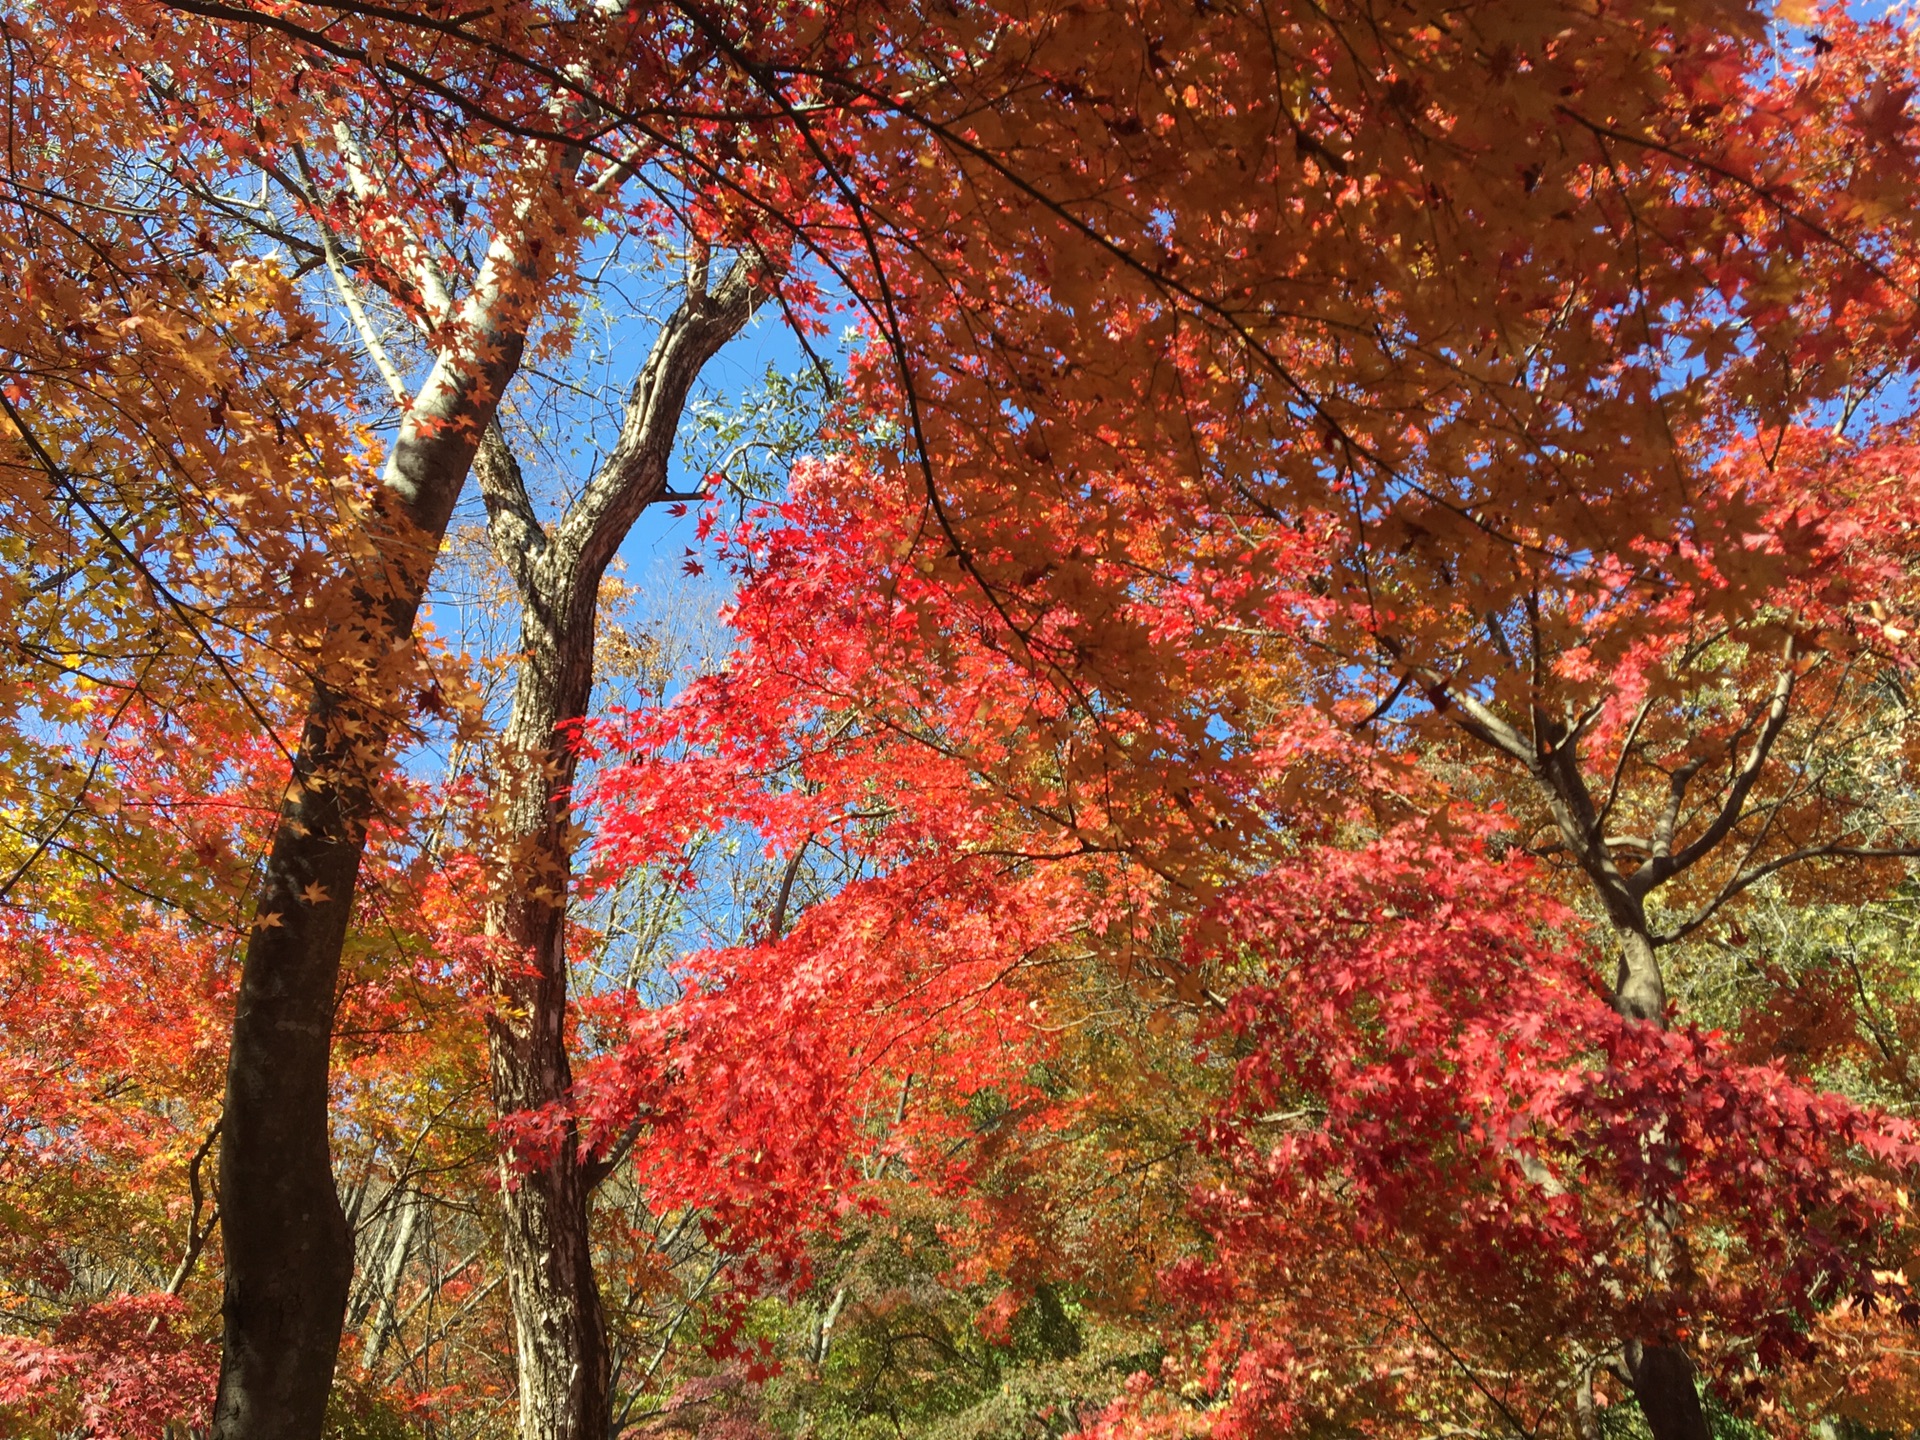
[0, 1295, 217, 1440]
[1086, 838, 1920, 1435]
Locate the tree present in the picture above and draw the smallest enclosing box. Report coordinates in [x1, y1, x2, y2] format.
[576, 5, 1920, 1420]
[466, 254, 770, 1440]
[2, 3, 874, 1430]
[8, 3, 847, 1430]
[734, 5, 1920, 1433]
[619, 0, 1920, 952]
[576, 400, 1920, 1433]
[0, 9, 377, 1430]
[1131, 836, 1919, 1440]
[0, 680, 494, 1437]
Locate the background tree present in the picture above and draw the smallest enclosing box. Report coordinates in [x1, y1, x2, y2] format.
[466, 251, 769, 1439]
[27, 2, 853, 1430]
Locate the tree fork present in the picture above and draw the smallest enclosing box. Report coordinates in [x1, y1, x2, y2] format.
[1440, 669, 1718, 1440]
[476, 256, 766, 1440]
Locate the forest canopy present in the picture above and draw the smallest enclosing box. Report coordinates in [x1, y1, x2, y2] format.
[2, 3, 1920, 1440]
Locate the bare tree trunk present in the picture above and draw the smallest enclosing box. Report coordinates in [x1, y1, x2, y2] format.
[361, 1191, 421, 1368]
[1624, 1340, 1710, 1440]
[213, 158, 578, 1440]
[475, 258, 765, 1440]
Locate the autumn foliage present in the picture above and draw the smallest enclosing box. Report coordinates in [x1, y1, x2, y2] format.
[5, 2, 1920, 1440]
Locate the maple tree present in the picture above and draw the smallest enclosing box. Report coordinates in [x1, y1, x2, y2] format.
[9, 1, 1920, 1439]
[570, 381, 1918, 1432]
[729, 5, 1920, 1434]
[570, 7, 1920, 1427]
[1138, 838, 1920, 1438]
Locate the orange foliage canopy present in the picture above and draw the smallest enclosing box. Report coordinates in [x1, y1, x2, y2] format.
[582, 3, 1920, 1433]
[7, 0, 1920, 1436]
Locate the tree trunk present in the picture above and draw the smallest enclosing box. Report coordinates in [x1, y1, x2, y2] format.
[1611, 923, 1666, 1024]
[473, 258, 765, 1440]
[1426, 630, 1804, 1440]
[211, 506, 461, 1440]
[210, 694, 367, 1440]
[489, 921, 610, 1440]
[1520, 716, 1706, 1440]
[490, 922, 610, 1440]
[1521, 715, 1708, 1440]
[1625, 1340, 1710, 1440]
[1573, 1365, 1601, 1440]
[1612, 923, 1709, 1440]
[486, 602, 611, 1440]
[361, 1190, 421, 1368]
[213, 186, 560, 1435]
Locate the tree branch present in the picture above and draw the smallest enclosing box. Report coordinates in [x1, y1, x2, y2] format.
[1595, 696, 1654, 832]
[1629, 644, 1797, 898]
[767, 835, 810, 942]
[317, 217, 411, 404]
[1649, 756, 1706, 861]
[163, 1118, 223, 1298]
[547, 254, 767, 592]
[1655, 842, 1920, 947]
[1433, 677, 1537, 767]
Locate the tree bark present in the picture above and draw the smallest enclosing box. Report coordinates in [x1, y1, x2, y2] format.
[487, 609, 609, 1440]
[211, 691, 366, 1440]
[1624, 1340, 1710, 1440]
[476, 258, 764, 1440]
[213, 158, 576, 1440]
[1611, 922, 1666, 1024]
[1573, 1365, 1601, 1440]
